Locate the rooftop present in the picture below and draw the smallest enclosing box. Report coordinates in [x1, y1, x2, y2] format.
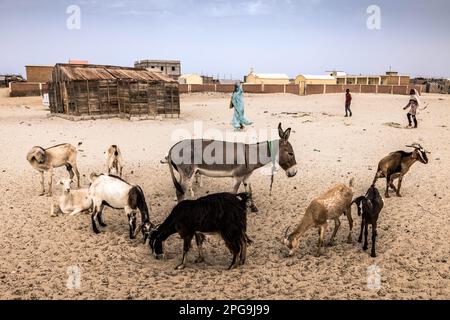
[53, 63, 176, 82]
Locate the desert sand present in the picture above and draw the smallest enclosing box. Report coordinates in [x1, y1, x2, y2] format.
[0, 88, 449, 300]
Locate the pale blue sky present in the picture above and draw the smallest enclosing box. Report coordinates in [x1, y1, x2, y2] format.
[0, 0, 449, 78]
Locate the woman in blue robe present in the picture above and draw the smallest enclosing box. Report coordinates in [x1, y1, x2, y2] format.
[230, 83, 253, 130]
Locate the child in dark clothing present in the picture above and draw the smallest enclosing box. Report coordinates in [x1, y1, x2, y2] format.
[345, 89, 352, 117]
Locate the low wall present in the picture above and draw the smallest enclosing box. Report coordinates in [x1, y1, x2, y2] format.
[179, 83, 422, 96]
[9, 82, 48, 97]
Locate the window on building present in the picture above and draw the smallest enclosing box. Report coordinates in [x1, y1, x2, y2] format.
[151, 66, 155, 69]
[161, 66, 164, 71]
[172, 66, 176, 72]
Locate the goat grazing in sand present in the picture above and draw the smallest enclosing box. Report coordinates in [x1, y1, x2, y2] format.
[149, 192, 252, 270]
[26, 143, 81, 196]
[352, 185, 384, 257]
[88, 173, 153, 240]
[56, 179, 92, 216]
[283, 178, 354, 257]
[372, 143, 429, 198]
[106, 145, 123, 177]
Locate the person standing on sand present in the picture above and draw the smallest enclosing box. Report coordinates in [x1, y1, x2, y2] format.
[345, 88, 352, 117]
[230, 83, 253, 130]
[403, 89, 420, 128]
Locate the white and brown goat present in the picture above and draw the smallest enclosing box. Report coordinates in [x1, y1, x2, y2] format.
[283, 179, 354, 257]
[105, 145, 123, 177]
[372, 143, 429, 198]
[26, 143, 81, 196]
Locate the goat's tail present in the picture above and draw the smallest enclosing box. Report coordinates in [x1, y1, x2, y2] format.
[349, 177, 355, 188]
[134, 185, 150, 224]
[167, 152, 184, 199]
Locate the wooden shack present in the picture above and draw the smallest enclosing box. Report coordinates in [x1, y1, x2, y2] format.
[48, 63, 180, 119]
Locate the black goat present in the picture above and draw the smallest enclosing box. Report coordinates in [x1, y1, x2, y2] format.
[352, 185, 384, 257]
[149, 192, 252, 270]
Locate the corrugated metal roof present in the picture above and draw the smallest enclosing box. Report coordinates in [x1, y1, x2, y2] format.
[55, 64, 175, 82]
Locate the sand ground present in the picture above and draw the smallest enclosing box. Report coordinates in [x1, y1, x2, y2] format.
[0, 88, 449, 300]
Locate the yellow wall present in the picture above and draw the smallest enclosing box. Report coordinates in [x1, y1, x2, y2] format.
[179, 74, 203, 85]
[294, 75, 336, 85]
[246, 74, 290, 85]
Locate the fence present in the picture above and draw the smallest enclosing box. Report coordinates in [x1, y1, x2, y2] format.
[179, 83, 422, 96]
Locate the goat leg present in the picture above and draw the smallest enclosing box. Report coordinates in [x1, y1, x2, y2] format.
[91, 211, 100, 234]
[363, 222, 369, 251]
[346, 209, 354, 243]
[371, 223, 377, 258]
[385, 177, 390, 198]
[39, 171, 45, 196]
[228, 252, 239, 270]
[327, 218, 340, 246]
[194, 233, 205, 263]
[358, 220, 364, 243]
[175, 235, 193, 270]
[47, 167, 53, 197]
[396, 177, 403, 197]
[97, 208, 107, 227]
[316, 224, 326, 257]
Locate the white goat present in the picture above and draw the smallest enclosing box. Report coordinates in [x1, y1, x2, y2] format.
[105, 145, 123, 177]
[26, 143, 81, 196]
[56, 179, 92, 216]
[283, 178, 355, 257]
[88, 173, 152, 240]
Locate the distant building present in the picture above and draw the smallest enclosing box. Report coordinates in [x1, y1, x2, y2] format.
[336, 71, 410, 86]
[134, 59, 181, 80]
[412, 78, 450, 94]
[178, 73, 203, 85]
[25, 65, 54, 83]
[219, 79, 240, 85]
[294, 74, 337, 85]
[69, 60, 89, 65]
[245, 69, 290, 85]
[0, 74, 25, 87]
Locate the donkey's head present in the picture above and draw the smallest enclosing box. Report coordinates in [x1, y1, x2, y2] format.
[277, 123, 298, 178]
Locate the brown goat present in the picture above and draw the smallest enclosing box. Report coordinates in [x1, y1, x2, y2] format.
[283, 178, 354, 257]
[26, 143, 81, 196]
[372, 143, 429, 198]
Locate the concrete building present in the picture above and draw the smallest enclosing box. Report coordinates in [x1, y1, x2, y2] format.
[336, 71, 410, 86]
[134, 59, 181, 80]
[25, 65, 54, 83]
[294, 74, 337, 85]
[178, 73, 203, 85]
[245, 69, 290, 85]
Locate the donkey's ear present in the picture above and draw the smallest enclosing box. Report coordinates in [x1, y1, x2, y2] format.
[283, 128, 291, 141]
[278, 123, 284, 138]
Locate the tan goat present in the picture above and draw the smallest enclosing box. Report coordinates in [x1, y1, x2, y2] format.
[283, 178, 354, 257]
[106, 145, 123, 177]
[26, 143, 81, 196]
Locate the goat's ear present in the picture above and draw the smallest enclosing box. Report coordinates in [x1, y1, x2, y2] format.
[278, 123, 284, 138]
[283, 128, 291, 141]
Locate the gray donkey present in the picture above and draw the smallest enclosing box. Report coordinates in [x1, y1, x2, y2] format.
[167, 123, 298, 211]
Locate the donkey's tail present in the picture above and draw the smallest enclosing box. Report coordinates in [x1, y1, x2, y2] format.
[167, 153, 184, 199]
